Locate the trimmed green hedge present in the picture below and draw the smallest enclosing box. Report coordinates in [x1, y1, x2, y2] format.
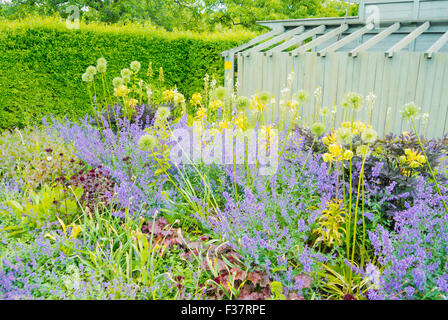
[0, 18, 253, 129]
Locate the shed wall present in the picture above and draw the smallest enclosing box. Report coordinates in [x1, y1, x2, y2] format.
[237, 52, 448, 137]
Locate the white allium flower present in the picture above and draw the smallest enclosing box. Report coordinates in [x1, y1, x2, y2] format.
[96, 58, 107, 73]
[112, 77, 123, 87]
[82, 73, 94, 82]
[86, 66, 97, 76]
[121, 68, 132, 78]
[130, 61, 141, 73]
[366, 92, 376, 104]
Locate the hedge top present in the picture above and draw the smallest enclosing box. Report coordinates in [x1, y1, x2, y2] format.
[0, 15, 258, 41]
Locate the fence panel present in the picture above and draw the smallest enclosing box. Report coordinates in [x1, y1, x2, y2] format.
[237, 51, 448, 137]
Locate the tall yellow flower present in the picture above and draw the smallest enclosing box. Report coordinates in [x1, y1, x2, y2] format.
[195, 107, 207, 120]
[314, 199, 346, 247]
[322, 132, 337, 146]
[399, 148, 426, 169]
[162, 89, 175, 102]
[234, 113, 247, 130]
[210, 99, 223, 112]
[250, 95, 264, 113]
[328, 143, 343, 161]
[219, 120, 229, 131]
[191, 93, 202, 107]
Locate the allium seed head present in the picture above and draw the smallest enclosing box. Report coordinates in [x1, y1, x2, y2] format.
[356, 145, 371, 158]
[156, 107, 171, 120]
[215, 87, 227, 101]
[86, 66, 97, 76]
[112, 77, 123, 88]
[342, 92, 364, 111]
[401, 103, 421, 121]
[259, 91, 271, 105]
[130, 61, 141, 73]
[235, 96, 250, 111]
[138, 134, 157, 152]
[121, 68, 132, 78]
[297, 90, 309, 104]
[311, 122, 326, 137]
[82, 72, 94, 82]
[361, 128, 378, 144]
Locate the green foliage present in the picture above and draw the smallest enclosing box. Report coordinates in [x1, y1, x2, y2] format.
[0, 17, 252, 129]
[0, 1, 358, 31]
[270, 281, 286, 300]
[1, 184, 83, 237]
[318, 262, 371, 300]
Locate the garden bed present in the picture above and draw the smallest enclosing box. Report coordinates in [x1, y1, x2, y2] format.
[1, 59, 447, 300]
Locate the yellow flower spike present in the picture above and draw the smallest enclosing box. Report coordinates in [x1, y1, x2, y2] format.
[398, 148, 426, 173]
[322, 132, 336, 146]
[195, 107, 207, 120]
[128, 98, 138, 109]
[191, 93, 202, 106]
[286, 99, 299, 111]
[234, 113, 247, 130]
[219, 120, 229, 131]
[162, 90, 172, 102]
[261, 125, 275, 137]
[210, 99, 223, 112]
[328, 143, 343, 160]
[314, 199, 346, 247]
[249, 95, 265, 112]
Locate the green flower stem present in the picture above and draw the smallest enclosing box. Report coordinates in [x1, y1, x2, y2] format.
[411, 118, 448, 213]
[349, 156, 367, 288]
[346, 157, 353, 260]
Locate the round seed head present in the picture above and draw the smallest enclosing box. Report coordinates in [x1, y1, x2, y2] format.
[130, 61, 141, 73]
[138, 134, 158, 152]
[311, 122, 326, 137]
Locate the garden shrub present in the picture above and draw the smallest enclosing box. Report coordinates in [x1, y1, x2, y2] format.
[0, 17, 253, 129]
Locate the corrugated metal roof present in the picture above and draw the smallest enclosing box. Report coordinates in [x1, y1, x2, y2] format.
[223, 1, 448, 58]
[223, 19, 448, 58]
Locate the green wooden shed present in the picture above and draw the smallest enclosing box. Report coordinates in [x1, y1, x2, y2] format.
[222, 0, 448, 137]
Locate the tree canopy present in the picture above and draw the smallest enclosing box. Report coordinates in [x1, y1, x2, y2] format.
[0, 0, 358, 31]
